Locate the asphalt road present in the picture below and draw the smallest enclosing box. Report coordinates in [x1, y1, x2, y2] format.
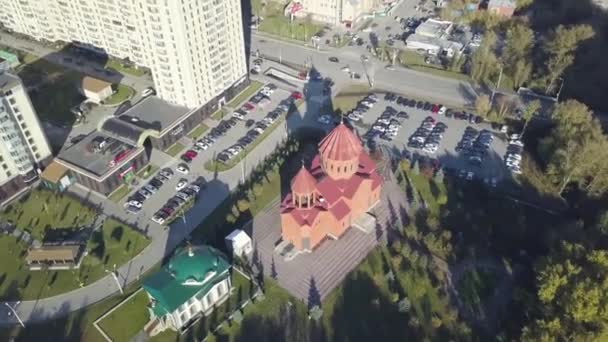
[250, 35, 479, 109]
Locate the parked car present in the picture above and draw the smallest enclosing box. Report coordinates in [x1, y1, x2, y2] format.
[176, 164, 189, 174]
[142, 87, 156, 97]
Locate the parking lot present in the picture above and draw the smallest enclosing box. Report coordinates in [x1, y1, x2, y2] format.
[120, 83, 293, 224]
[344, 92, 511, 182]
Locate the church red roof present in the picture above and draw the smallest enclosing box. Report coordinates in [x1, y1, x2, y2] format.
[291, 166, 317, 194]
[318, 123, 362, 162]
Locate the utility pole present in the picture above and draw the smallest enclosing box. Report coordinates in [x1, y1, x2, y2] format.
[556, 77, 565, 102]
[491, 64, 503, 104]
[5, 302, 25, 328]
[106, 264, 123, 295]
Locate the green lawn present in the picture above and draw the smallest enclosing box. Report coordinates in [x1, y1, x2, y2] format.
[255, 1, 322, 43]
[226, 81, 263, 108]
[79, 219, 149, 286]
[104, 84, 134, 105]
[11, 50, 85, 125]
[456, 268, 498, 316]
[98, 289, 150, 342]
[187, 123, 210, 139]
[107, 184, 131, 203]
[0, 216, 148, 301]
[164, 142, 186, 157]
[25, 69, 84, 125]
[399, 50, 471, 81]
[211, 108, 227, 121]
[333, 84, 374, 114]
[105, 58, 146, 77]
[204, 116, 285, 172]
[403, 169, 447, 218]
[0, 263, 162, 342]
[136, 164, 159, 180]
[0, 189, 97, 241]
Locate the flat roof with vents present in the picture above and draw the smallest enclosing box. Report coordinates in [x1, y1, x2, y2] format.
[115, 96, 192, 134]
[57, 131, 140, 178]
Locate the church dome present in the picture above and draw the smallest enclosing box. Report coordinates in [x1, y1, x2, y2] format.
[291, 165, 317, 194]
[167, 245, 227, 283]
[318, 123, 362, 163]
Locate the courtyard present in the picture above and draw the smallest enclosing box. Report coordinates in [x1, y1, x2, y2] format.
[0, 190, 149, 300]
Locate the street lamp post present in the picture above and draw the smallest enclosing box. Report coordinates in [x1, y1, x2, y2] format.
[5, 301, 25, 328]
[105, 264, 123, 295]
[491, 64, 503, 104]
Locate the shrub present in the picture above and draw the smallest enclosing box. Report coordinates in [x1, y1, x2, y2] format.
[226, 213, 237, 224]
[437, 194, 448, 205]
[237, 199, 250, 213]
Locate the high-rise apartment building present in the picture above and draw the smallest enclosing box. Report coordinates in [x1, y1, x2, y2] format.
[291, 0, 381, 26]
[0, 72, 52, 203]
[0, 0, 248, 108]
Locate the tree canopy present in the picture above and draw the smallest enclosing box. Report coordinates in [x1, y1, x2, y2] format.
[522, 242, 608, 341]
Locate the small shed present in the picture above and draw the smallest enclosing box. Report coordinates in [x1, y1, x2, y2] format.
[81, 76, 113, 104]
[225, 229, 253, 258]
[40, 161, 73, 192]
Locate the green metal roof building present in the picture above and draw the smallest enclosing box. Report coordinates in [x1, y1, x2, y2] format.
[143, 245, 232, 334]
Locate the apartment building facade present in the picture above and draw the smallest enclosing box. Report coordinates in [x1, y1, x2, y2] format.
[293, 0, 382, 26]
[0, 0, 248, 109]
[0, 72, 52, 203]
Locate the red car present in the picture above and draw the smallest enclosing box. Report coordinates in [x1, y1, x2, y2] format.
[291, 91, 303, 100]
[243, 102, 255, 111]
[185, 150, 198, 158]
[431, 104, 439, 114]
[161, 206, 175, 215]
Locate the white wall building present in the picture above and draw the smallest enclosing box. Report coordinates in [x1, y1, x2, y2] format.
[0, 72, 52, 203]
[0, 0, 248, 109]
[225, 229, 253, 258]
[405, 18, 463, 57]
[143, 245, 233, 334]
[291, 0, 382, 26]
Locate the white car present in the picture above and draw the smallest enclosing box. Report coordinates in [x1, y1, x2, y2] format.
[127, 200, 142, 209]
[176, 179, 188, 191]
[510, 140, 524, 147]
[341, 66, 350, 73]
[466, 171, 474, 181]
[317, 115, 331, 124]
[506, 153, 522, 160]
[360, 101, 374, 108]
[438, 106, 447, 115]
[261, 86, 274, 95]
[151, 215, 165, 225]
[142, 87, 156, 97]
[348, 114, 361, 121]
[232, 112, 245, 120]
[510, 133, 520, 140]
[176, 164, 189, 174]
[509, 165, 523, 174]
[188, 185, 201, 193]
[195, 142, 209, 150]
[372, 125, 386, 132]
[144, 184, 157, 193]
